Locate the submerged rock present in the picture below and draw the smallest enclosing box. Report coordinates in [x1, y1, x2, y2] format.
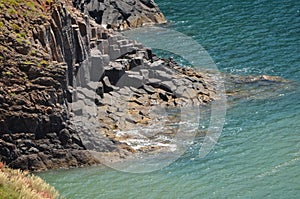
[224, 73, 295, 102]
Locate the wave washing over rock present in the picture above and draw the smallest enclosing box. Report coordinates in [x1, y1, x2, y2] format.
[0, 0, 291, 171]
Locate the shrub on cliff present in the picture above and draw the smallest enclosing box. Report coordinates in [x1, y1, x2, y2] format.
[0, 162, 61, 199]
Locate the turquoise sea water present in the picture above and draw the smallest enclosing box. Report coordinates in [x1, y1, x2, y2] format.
[39, 0, 300, 198]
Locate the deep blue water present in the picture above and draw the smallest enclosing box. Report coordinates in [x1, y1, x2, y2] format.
[39, 0, 300, 198]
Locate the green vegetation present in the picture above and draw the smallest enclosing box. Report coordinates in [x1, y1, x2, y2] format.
[15, 33, 30, 45]
[19, 32, 26, 38]
[7, 8, 17, 15]
[16, 32, 26, 39]
[3, 71, 12, 76]
[25, 1, 36, 11]
[11, 23, 20, 32]
[39, 59, 49, 67]
[0, 45, 8, 52]
[23, 74, 28, 80]
[0, 0, 59, 70]
[15, 36, 24, 44]
[0, 0, 57, 24]
[29, 49, 36, 56]
[0, 183, 20, 199]
[5, 0, 21, 6]
[0, 162, 61, 199]
[22, 60, 35, 65]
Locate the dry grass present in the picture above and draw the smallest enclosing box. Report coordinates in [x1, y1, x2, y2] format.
[0, 162, 61, 199]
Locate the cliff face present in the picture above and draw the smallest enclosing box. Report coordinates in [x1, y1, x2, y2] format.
[72, 0, 166, 30]
[0, 0, 103, 170]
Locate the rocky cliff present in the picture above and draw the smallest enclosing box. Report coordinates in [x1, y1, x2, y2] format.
[0, 0, 214, 170]
[0, 0, 290, 171]
[0, 0, 102, 170]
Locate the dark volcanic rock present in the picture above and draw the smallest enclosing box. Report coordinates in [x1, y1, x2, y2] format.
[72, 0, 166, 30]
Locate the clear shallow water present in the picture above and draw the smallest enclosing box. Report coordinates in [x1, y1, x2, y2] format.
[39, 0, 300, 198]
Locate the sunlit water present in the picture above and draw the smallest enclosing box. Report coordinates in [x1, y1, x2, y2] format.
[39, 0, 300, 198]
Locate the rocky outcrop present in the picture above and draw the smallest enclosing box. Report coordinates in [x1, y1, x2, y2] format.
[0, 0, 292, 171]
[63, 22, 218, 157]
[0, 0, 189, 170]
[0, 0, 215, 169]
[72, 0, 166, 30]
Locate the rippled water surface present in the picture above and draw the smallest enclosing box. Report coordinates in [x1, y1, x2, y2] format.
[39, 0, 300, 198]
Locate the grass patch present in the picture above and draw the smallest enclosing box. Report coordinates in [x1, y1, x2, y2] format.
[0, 184, 20, 199]
[11, 23, 20, 32]
[15, 33, 30, 45]
[2, 0, 20, 6]
[22, 60, 35, 65]
[7, 8, 17, 15]
[39, 60, 49, 67]
[15, 37, 24, 44]
[3, 71, 12, 75]
[29, 49, 36, 56]
[25, 1, 36, 11]
[16, 32, 26, 38]
[0, 45, 8, 52]
[9, 92, 16, 96]
[0, 163, 61, 199]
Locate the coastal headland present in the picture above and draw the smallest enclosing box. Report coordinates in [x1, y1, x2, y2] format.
[0, 0, 291, 171]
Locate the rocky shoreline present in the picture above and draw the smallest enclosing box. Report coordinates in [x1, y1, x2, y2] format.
[0, 0, 187, 171]
[0, 0, 292, 171]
